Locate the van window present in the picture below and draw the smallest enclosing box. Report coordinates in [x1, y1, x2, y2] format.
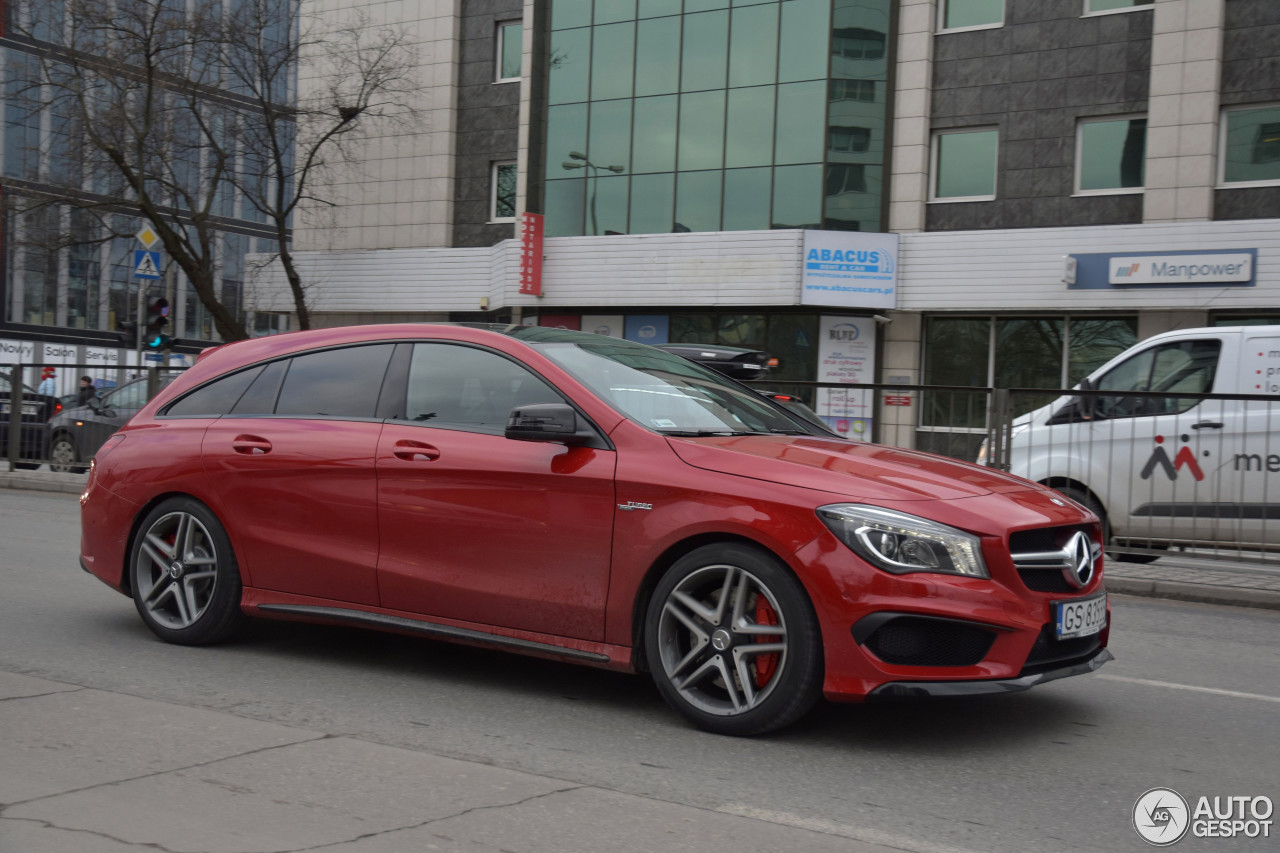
[1095, 339, 1220, 418]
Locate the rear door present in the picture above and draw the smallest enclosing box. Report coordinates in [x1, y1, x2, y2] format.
[198, 344, 395, 605]
[374, 342, 616, 641]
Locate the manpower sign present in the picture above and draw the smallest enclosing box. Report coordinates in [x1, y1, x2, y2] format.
[800, 231, 899, 309]
[1069, 249, 1258, 289]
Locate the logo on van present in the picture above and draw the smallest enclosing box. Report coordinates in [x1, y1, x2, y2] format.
[1140, 435, 1206, 482]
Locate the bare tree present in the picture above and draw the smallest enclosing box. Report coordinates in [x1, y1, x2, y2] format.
[10, 0, 416, 340]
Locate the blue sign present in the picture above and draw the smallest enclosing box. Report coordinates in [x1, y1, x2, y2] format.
[134, 250, 161, 279]
[624, 315, 669, 345]
[1069, 249, 1257, 289]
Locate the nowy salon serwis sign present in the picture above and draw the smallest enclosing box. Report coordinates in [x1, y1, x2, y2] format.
[800, 231, 899, 310]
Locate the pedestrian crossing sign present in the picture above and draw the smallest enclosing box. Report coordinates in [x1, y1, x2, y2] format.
[134, 250, 161, 279]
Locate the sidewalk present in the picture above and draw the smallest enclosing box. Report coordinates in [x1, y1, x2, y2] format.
[4, 468, 1279, 611]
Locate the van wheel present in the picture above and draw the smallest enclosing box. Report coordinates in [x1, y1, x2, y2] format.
[1054, 485, 1161, 565]
[644, 543, 823, 736]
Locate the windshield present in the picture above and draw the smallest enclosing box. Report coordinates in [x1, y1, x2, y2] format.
[536, 339, 806, 436]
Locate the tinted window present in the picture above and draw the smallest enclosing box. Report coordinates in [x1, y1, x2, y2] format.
[275, 345, 394, 418]
[231, 360, 287, 415]
[1095, 339, 1220, 417]
[166, 367, 263, 417]
[395, 344, 562, 431]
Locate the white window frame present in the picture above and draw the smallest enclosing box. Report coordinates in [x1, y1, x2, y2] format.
[929, 127, 999, 203]
[937, 0, 1005, 34]
[1082, 0, 1154, 18]
[1218, 103, 1280, 189]
[495, 20, 523, 83]
[490, 161, 518, 223]
[1074, 114, 1147, 196]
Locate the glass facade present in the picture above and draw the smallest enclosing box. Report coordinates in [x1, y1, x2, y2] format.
[542, 0, 891, 236]
[1, 3, 291, 343]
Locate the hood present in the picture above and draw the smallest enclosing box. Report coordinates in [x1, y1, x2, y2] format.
[668, 434, 1044, 502]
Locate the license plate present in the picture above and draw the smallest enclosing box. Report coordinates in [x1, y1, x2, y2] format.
[0, 404, 39, 416]
[1054, 593, 1107, 640]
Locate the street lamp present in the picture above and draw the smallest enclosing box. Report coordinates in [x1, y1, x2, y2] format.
[562, 151, 624, 236]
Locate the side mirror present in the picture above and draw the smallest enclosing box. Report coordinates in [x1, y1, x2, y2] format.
[505, 403, 594, 446]
[1077, 376, 1098, 420]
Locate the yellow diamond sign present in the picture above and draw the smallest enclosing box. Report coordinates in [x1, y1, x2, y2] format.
[136, 225, 160, 249]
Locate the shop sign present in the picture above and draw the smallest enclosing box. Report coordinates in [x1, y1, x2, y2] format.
[582, 315, 625, 337]
[624, 315, 669, 345]
[519, 212, 544, 296]
[1068, 249, 1257, 289]
[815, 316, 876, 439]
[885, 395, 912, 406]
[800, 231, 898, 310]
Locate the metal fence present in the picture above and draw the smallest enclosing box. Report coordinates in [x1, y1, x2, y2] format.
[7, 366, 1278, 564]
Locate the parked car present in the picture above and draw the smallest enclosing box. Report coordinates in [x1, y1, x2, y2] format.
[980, 325, 1280, 560]
[0, 375, 61, 469]
[655, 343, 838, 436]
[49, 374, 177, 473]
[80, 324, 1112, 735]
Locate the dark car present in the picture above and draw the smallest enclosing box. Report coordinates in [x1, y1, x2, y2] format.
[654, 343, 838, 437]
[0, 375, 61, 469]
[48, 374, 176, 473]
[80, 324, 1111, 736]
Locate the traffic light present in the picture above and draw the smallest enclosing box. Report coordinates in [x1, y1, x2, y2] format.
[144, 298, 173, 350]
[117, 320, 138, 348]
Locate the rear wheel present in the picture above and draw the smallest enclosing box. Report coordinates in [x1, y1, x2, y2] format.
[130, 498, 246, 645]
[1054, 484, 1162, 565]
[644, 543, 823, 736]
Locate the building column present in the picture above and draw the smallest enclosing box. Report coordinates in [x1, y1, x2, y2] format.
[877, 310, 922, 450]
[1143, 0, 1226, 223]
[888, 0, 936, 233]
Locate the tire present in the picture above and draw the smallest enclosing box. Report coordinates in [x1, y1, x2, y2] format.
[1054, 484, 1162, 565]
[643, 543, 823, 736]
[130, 497, 247, 645]
[49, 433, 88, 474]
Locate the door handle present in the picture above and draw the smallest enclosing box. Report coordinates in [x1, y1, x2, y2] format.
[393, 440, 440, 461]
[1191, 421, 1224, 430]
[232, 435, 273, 454]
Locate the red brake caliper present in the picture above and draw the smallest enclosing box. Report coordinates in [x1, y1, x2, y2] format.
[754, 595, 779, 688]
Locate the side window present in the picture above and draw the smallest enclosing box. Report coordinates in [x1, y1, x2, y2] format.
[275, 345, 395, 418]
[230, 360, 287, 415]
[165, 367, 264, 417]
[106, 380, 153, 410]
[1094, 340, 1219, 418]
[394, 343, 562, 432]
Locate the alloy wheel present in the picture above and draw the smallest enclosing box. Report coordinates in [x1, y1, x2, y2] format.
[134, 511, 220, 630]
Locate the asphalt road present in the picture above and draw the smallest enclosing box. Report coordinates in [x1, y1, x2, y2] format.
[1, 489, 1277, 852]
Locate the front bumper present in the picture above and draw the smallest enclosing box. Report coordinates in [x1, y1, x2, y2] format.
[866, 647, 1114, 699]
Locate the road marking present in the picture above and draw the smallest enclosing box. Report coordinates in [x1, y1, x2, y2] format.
[1098, 674, 1280, 704]
[717, 804, 985, 853]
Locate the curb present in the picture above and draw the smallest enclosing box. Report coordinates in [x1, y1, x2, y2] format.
[1107, 577, 1280, 611]
[0, 471, 88, 495]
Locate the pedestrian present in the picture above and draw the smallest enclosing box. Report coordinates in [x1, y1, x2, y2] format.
[37, 367, 56, 396]
[76, 375, 96, 407]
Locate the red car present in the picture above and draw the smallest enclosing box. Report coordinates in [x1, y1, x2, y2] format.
[80, 324, 1111, 735]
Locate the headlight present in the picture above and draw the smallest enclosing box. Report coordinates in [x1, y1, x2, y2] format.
[817, 504, 988, 578]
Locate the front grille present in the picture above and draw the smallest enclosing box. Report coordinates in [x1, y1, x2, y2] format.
[856, 614, 996, 668]
[1021, 623, 1102, 675]
[1009, 524, 1100, 594]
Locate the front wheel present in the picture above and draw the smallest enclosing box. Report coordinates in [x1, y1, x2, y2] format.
[130, 497, 246, 645]
[49, 433, 88, 474]
[644, 543, 823, 736]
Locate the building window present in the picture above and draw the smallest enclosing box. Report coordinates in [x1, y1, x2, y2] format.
[931, 128, 998, 201]
[825, 164, 867, 195]
[496, 21, 523, 82]
[491, 161, 517, 221]
[1076, 116, 1146, 193]
[938, 0, 1004, 32]
[831, 79, 877, 103]
[1220, 105, 1280, 187]
[1084, 0, 1153, 15]
[832, 28, 885, 60]
[829, 126, 871, 153]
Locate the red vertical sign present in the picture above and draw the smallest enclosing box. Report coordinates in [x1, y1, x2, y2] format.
[519, 212, 544, 296]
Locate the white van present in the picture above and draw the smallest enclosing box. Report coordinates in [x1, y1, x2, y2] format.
[982, 325, 1280, 560]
